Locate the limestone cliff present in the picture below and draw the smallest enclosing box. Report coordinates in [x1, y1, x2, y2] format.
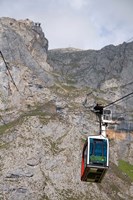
[48, 43, 133, 110]
[0, 17, 53, 115]
[0, 17, 133, 200]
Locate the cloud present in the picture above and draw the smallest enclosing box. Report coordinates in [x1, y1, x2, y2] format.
[67, 0, 88, 10]
[83, 0, 133, 47]
[45, 13, 99, 49]
[0, 0, 133, 50]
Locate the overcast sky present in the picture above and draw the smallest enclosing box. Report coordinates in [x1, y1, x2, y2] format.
[0, 0, 133, 50]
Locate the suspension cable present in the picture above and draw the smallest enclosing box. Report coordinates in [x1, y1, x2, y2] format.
[0, 51, 21, 94]
[104, 91, 133, 108]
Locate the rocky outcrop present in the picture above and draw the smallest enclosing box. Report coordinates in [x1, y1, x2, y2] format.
[48, 42, 133, 111]
[0, 17, 53, 115]
[48, 43, 133, 89]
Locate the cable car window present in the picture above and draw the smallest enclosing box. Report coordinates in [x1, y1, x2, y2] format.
[103, 109, 112, 121]
[89, 139, 107, 165]
[94, 141, 103, 156]
[103, 110, 111, 114]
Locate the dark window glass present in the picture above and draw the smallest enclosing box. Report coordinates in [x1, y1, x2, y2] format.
[89, 139, 107, 165]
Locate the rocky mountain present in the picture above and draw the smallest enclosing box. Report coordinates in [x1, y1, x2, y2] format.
[48, 43, 133, 108]
[0, 17, 133, 200]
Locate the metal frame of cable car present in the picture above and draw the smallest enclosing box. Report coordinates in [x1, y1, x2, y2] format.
[81, 104, 111, 183]
[81, 135, 109, 183]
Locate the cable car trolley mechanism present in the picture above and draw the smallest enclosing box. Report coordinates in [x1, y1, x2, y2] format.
[81, 104, 112, 183]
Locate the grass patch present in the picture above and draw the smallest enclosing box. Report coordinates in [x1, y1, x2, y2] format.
[42, 133, 67, 155]
[61, 84, 77, 91]
[110, 184, 120, 193]
[68, 102, 80, 110]
[0, 142, 10, 149]
[94, 95, 109, 105]
[0, 117, 24, 135]
[0, 103, 55, 135]
[38, 115, 51, 125]
[39, 194, 49, 200]
[50, 84, 76, 98]
[109, 162, 132, 184]
[80, 137, 87, 143]
[118, 160, 133, 181]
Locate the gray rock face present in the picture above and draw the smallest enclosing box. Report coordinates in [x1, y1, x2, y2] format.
[0, 17, 54, 115]
[0, 17, 133, 200]
[48, 42, 133, 112]
[48, 43, 133, 89]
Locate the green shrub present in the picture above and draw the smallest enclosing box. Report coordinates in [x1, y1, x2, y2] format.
[118, 160, 133, 181]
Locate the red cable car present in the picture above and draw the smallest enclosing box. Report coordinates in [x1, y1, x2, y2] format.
[81, 135, 109, 183]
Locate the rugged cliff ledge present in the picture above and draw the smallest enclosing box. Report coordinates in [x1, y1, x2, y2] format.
[0, 17, 53, 113]
[48, 43, 133, 89]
